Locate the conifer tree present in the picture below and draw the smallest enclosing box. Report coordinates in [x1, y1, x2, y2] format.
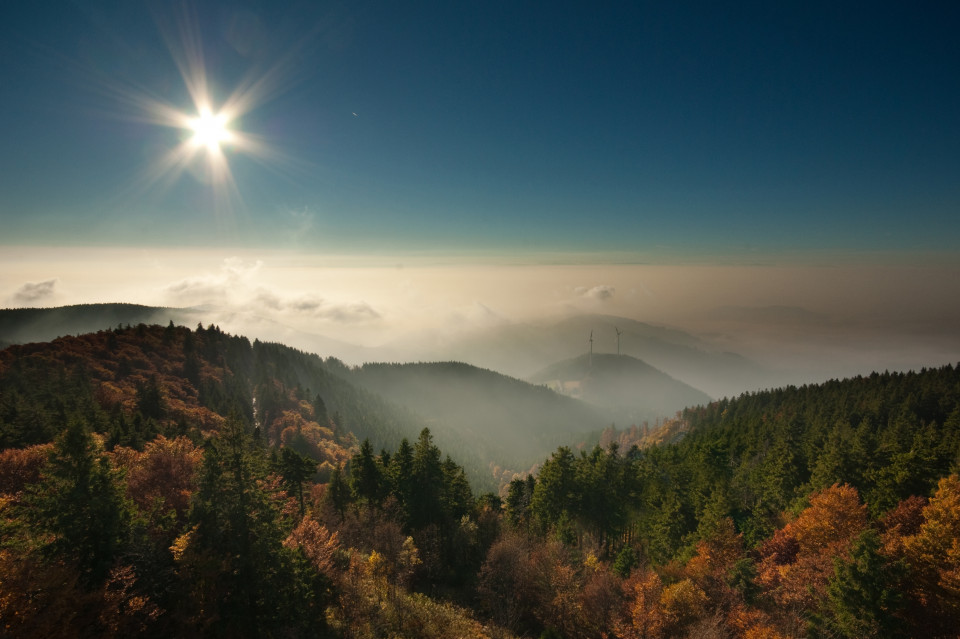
[31, 419, 131, 586]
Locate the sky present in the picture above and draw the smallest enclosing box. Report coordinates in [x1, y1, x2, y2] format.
[2, 1, 960, 383]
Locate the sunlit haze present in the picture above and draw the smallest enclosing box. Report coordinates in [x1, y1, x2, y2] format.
[2, 1, 959, 396]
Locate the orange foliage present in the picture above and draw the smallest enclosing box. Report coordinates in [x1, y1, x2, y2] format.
[0, 549, 98, 638]
[617, 568, 666, 639]
[685, 517, 744, 590]
[0, 443, 52, 497]
[790, 483, 867, 553]
[283, 516, 341, 575]
[756, 484, 867, 612]
[0, 325, 237, 432]
[111, 436, 202, 522]
[725, 605, 785, 639]
[879, 494, 928, 557]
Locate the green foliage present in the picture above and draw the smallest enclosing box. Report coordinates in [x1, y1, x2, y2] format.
[277, 446, 317, 516]
[181, 413, 329, 637]
[612, 545, 638, 578]
[809, 529, 906, 638]
[350, 438, 387, 505]
[29, 419, 132, 586]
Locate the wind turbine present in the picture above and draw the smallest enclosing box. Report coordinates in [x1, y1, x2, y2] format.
[615, 327, 622, 356]
[589, 330, 594, 368]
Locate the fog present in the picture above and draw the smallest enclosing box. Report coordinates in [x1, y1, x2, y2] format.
[3, 246, 960, 397]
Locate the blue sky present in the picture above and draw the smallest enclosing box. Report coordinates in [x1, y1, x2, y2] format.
[2, 1, 958, 258]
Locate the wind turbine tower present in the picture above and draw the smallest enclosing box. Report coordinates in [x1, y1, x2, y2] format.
[615, 327, 622, 356]
[589, 330, 594, 368]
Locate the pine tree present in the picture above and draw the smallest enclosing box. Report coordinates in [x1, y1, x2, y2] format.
[31, 419, 131, 586]
[810, 529, 906, 638]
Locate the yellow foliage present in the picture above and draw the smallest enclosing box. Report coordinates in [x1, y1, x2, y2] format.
[660, 578, 708, 630]
[169, 526, 196, 562]
[584, 552, 600, 571]
[368, 550, 388, 579]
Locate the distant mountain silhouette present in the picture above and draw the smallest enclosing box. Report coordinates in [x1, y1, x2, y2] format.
[1, 305, 770, 400]
[528, 353, 711, 426]
[406, 314, 768, 398]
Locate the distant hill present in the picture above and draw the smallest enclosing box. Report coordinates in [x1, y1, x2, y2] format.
[528, 353, 711, 426]
[400, 314, 769, 399]
[2, 305, 770, 399]
[0, 303, 377, 364]
[346, 361, 612, 473]
[0, 303, 188, 344]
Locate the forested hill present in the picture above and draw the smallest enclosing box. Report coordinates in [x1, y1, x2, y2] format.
[513, 364, 960, 567]
[3, 325, 960, 636]
[679, 365, 960, 521]
[347, 361, 611, 475]
[493, 363, 960, 637]
[0, 322, 425, 470]
[528, 353, 711, 425]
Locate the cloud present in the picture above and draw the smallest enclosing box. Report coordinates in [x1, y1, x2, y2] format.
[10, 279, 59, 305]
[163, 258, 263, 307]
[164, 277, 230, 306]
[160, 257, 382, 326]
[287, 295, 381, 323]
[254, 289, 283, 310]
[574, 285, 615, 301]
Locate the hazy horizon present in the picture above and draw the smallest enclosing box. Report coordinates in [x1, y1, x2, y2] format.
[2, 2, 959, 393]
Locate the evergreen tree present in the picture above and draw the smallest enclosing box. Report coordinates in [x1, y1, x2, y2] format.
[30, 419, 131, 586]
[410, 428, 444, 529]
[350, 438, 385, 505]
[810, 529, 906, 638]
[182, 413, 325, 636]
[278, 446, 317, 516]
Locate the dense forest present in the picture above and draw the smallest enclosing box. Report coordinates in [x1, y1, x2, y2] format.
[1, 324, 959, 637]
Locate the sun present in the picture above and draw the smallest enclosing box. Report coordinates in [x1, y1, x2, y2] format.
[189, 108, 232, 152]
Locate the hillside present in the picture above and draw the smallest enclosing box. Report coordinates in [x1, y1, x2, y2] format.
[3, 326, 960, 637]
[528, 353, 711, 425]
[347, 361, 611, 474]
[0, 323, 427, 474]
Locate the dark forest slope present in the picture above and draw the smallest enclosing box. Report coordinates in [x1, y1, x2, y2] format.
[348, 361, 611, 471]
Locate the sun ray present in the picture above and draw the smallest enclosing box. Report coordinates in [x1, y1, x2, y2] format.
[56, 1, 328, 235]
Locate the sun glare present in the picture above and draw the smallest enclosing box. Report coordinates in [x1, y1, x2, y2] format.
[189, 109, 232, 151]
